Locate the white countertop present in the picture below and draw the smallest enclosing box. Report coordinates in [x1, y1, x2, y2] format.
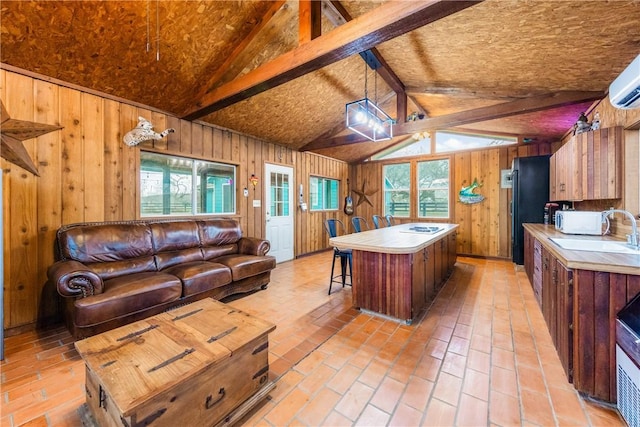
[330, 223, 458, 254]
[524, 224, 640, 275]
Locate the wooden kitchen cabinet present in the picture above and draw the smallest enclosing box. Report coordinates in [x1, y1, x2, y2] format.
[576, 126, 623, 200]
[447, 231, 457, 274]
[554, 260, 573, 382]
[526, 230, 575, 383]
[524, 227, 640, 402]
[549, 126, 622, 202]
[550, 136, 581, 201]
[540, 246, 574, 382]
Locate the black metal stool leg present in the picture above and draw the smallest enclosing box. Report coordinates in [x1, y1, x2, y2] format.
[329, 250, 338, 295]
[340, 255, 347, 287]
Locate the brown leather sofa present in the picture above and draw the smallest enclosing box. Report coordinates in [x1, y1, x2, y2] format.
[47, 218, 276, 339]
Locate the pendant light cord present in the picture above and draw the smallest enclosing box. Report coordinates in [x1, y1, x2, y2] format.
[146, 0, 150, 52]
[156, 0, 160, 61]
[364, 61, 368, 100]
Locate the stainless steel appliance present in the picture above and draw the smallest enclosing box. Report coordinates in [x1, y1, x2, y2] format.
[511, 156, 550, 265]
[554, 211, 603, 235]
[617, 293, 640, 427]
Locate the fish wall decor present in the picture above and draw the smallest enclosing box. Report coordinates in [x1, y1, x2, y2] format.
[459, 178, 485, 204]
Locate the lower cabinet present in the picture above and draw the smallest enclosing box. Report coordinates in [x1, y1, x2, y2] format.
[353, 231, 456, 324]
[524, 228, 640, 403]
[540, 247, 574, 382]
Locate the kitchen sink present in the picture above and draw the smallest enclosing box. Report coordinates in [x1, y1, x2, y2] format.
[549, 237, 640, 254]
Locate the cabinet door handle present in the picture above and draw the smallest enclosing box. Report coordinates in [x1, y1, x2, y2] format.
[205, 388, 226, 409]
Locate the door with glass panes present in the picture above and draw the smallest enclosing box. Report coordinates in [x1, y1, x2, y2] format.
[265, 164, 294, 263]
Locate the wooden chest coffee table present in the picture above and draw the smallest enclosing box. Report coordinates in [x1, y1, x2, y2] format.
[75, 298, 276, 427]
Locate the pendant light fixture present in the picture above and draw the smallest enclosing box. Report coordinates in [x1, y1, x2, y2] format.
[345, 61, 393, 142]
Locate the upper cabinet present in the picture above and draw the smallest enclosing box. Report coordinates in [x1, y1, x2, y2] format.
[550, 126, 623, 202]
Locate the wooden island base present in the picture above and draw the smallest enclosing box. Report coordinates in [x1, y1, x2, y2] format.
[331, 223, 458, 324]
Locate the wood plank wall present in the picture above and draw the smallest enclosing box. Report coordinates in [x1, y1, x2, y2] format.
[352, 144, 551, 259]
[3, 65, 638, 333]
[1, 68, 348, 332]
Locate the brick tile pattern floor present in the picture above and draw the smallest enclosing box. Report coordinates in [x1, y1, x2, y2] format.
[1, 254, 624, 426]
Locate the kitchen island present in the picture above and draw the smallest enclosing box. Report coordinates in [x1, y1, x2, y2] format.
[330, 223, 458, 324]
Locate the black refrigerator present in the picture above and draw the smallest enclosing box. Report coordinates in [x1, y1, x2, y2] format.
[511, 155, 550, 265]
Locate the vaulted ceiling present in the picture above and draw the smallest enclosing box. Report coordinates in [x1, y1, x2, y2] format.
[2, 1, 640, 163]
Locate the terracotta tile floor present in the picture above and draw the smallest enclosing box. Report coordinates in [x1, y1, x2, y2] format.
[0, 254, 625, 426]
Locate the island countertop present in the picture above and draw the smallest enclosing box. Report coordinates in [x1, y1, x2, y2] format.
[330, 223, 458, 254]
[524, 223, 640, 275]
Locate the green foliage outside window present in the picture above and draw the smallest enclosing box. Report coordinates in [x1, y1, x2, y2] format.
[417, 159, 450, 218]
[383, 163, 410, 217]
[140, 152, 236, 216]
[309, 176, 339, 211]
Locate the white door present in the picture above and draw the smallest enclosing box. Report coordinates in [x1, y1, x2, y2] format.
[265, 164, 294, 263]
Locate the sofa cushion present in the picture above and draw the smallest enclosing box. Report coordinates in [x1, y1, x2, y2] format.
[87, 256, 157, 281]
[150, 221, 200, 252]
[162, 261, 232, 296]
[73, 272, 182, 327]
[155, 248, 204, 271]
[58, 223, 154, 263]
[202, 244, 238, 261]
[213, 254, 276, 281]
[198, 219, 242, 246]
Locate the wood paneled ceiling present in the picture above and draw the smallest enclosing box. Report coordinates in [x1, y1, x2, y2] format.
[2, 0, 639, 163]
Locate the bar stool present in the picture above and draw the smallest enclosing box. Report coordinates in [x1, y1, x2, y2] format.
[385, 214, 395, 226]
[351, 216, 369, 233]
[372, 215, 386, 229]
[324, 219, 352, 295]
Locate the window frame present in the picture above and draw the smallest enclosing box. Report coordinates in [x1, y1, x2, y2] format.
[416, 158, 451, 219]
[139, 151, 237, 217]
[382, 162, 411, 218]
[309, 176, 340, 211]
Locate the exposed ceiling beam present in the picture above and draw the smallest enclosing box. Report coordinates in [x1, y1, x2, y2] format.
[325, 1, 405, 94]
[299, 91, 604, 151]
[191, 1, 286, 103]
[325, 0, 414, 123]
[405, 85, 551, 100]
[299, 0, 322, 44]
[181, 0, 482, 121]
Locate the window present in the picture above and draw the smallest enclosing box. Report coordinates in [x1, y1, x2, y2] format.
[417, 159, 450, 218]
[270, 171, 290, 216]
[435, 131, 516, 153]
[309, 176, 339, 211]
[140, 152, 236, 216]
[373, 130, 516, 160]
[372, 134, 431, 160]
[383, 163, 410, 217]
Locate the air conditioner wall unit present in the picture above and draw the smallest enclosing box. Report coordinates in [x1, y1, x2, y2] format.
[609, 53, 640, 109]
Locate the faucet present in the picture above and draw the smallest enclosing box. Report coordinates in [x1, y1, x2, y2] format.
[602, 209, 639, 249]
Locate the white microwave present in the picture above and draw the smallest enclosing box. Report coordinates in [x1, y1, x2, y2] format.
[555, 211, 603, 235]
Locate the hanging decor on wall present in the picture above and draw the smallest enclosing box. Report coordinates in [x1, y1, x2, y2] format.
[249, 174, 259, 189]
[353, 180, 377, 207]
[458, 178, 485, 204]
[123, 117, 174, 147]
[0, 100, 62, 176]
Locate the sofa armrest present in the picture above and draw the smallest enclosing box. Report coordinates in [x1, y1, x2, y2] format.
[237, 237, 271, 256]
[47, 260, 104, 298]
